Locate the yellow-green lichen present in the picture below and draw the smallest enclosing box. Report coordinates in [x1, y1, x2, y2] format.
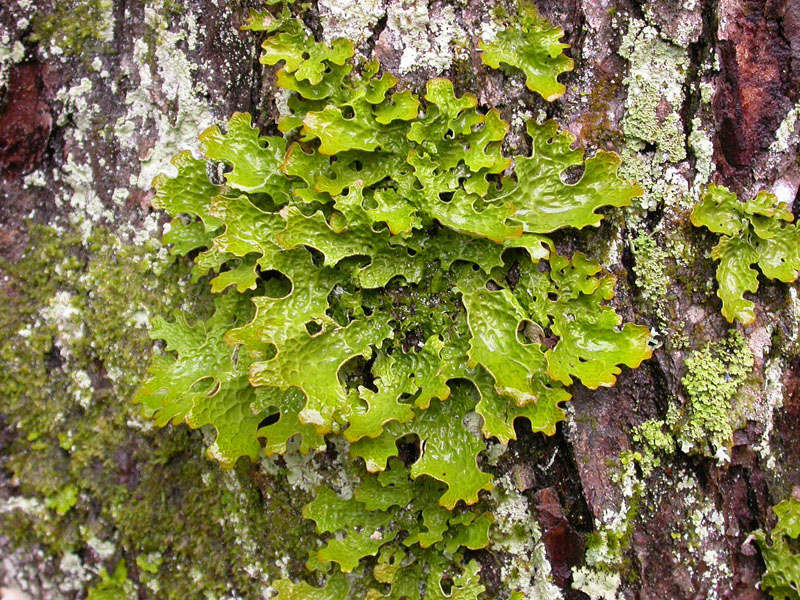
[131, 6, 653, 597]
[85, 560, 134, 600]
[617, 15, 696, 235]
[631, 419, 676, 477]
[45, 484, 79, 516]
[691, 184, 800, 325]
[678, 331, 754, 462]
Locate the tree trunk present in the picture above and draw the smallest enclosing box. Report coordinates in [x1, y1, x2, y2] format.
[1, 0, 798, 598]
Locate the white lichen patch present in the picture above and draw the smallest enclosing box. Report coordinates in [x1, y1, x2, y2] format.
[49, 73, 128, 242]
[384, 1, 467, 75]
[3, 547, 60, 600]
[0, 496, 46, 516]
[688, 118, 715, 194]
[484, 440, 508, 465]
[764, 98, 800, 181]
[571, 566, 621, 600]
[278, 438, 326, 492]
[570, 446, 649, 600]
[768, 99, 800, 157]
[71, 369, 93, 409]
[789, 287, 800, 345]
[58, 552, 92, 594]
[113, 2, 214, 200]
[751, 356, 785, 470]
[619, 18, 689, 165]
[491, 475, 562, 599]
[55, 77, 94, 131]
[601, 224, 625, 269]
[478, 19, 499, 45]
[61, 154, 114, 242]
[96, 0, 115, 44]
[141, 41, 212, 190]
[39, 290, 85, 360]
[86, 536, 116, 561]
[318, 0, 386, 47]
[642, 0, 702, 48]
[22, 170, 47, 188]
[0, 33, 26, 92]
[686, 499, 731, 599]
[462, 411, 483, 437]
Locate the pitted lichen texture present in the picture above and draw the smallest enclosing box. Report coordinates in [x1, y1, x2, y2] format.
[135, 5, 651, 597]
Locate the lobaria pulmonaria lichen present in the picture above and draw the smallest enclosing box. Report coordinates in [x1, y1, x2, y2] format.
[691, 183, 800, 325]
[134, 3, 652, 597]
[753, 497, 800, 599]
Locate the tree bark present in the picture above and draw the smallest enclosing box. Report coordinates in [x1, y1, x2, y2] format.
[1, 0, 799, 598]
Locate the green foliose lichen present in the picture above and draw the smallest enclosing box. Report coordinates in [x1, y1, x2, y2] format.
[753, 497, 800, 600]
[691, 184, 800, 325]
[478, 2, 574, 101]
[86, 560, 134, 600]
[132, 5, 652, 596]
[45, 484, 79, 516]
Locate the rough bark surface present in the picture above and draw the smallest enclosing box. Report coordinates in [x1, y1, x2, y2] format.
[1, 0, 799, 598]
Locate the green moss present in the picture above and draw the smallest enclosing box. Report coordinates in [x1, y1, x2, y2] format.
[0, 223, 315, 597]
[45, 484, 79, 516]
[575, 74, 625, 148]
[679, 331, 754, 461]
[86, 560, 134, 600]
[29, 0, 115, 57]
